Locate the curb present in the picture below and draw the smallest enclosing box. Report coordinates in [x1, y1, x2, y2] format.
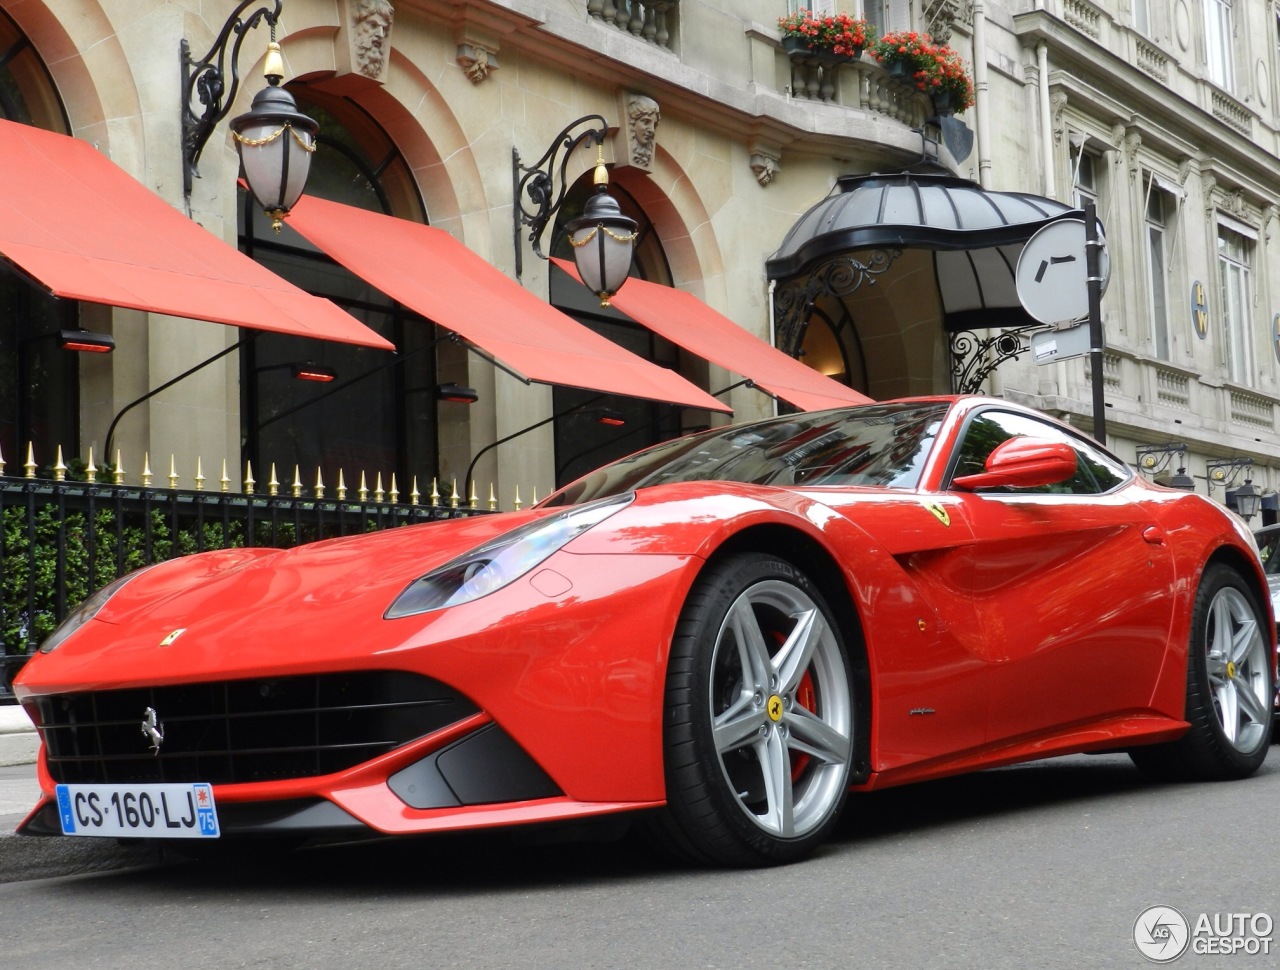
[0, 706, 37, 767]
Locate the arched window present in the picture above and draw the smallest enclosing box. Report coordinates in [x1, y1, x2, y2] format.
[238, 92, 434, 492]
[0, 8, 76, 468]
[547, 179, 689, 486]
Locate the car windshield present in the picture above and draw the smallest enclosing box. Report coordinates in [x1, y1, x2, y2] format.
[543, 400, 950, 507]
[1256, 528, 1280, 576]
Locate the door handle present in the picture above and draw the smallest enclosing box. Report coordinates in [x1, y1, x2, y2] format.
[1142, 526, 1166, 545]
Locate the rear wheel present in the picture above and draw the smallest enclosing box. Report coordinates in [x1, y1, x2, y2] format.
[652, 553, 855, 867]
[1130, 564, 1273, 780]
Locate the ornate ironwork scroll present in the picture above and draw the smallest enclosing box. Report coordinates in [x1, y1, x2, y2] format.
[949, 327, 1033, 394]
[772, 250, 901, 357]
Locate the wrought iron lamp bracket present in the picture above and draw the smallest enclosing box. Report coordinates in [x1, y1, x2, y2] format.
[512, 114, 609, 273]
[1135, 442, 1187, 476]
[181, 0, 284, 197]
[1206, 457, 1253, 494]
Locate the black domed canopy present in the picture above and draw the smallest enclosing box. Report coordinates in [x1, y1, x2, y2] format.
[768, 172, 1079, 276]
[767, 173, 1086, 334]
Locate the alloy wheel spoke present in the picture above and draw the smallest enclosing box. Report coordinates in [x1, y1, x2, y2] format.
[713, 701, 766, 756]
[1206, 654, 1230, 686]
[773, 608, 820, 695]
[1228, 620, 1259, 665]
[1210, 596, 1235, 658]
[1215, 682, 1240, 743]
[1233, 677, 1268, 728]
[786, 706, 851, 765]
[727, 597, 774, 694]
[758, 728, 795, 837]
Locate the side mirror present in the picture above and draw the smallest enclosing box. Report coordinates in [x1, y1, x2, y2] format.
[953, 437, 1078, 491]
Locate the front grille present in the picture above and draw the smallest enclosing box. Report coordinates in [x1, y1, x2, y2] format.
[33, 670, 479, 785]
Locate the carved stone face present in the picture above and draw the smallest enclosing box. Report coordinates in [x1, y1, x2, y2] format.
[631, 109, 657, 149]
[627, 97, 660, 168]
[353, 0, 394, 78]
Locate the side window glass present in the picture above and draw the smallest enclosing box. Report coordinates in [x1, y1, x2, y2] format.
[950, 411, 1129, 496]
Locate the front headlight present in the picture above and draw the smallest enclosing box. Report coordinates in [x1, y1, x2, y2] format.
[39, 565, 155, 653]
[386, 492, 633, 618]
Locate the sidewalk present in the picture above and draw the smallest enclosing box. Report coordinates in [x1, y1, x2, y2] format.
[0, 704, 37, 767]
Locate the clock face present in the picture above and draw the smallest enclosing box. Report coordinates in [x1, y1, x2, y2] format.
[1015, 218, 1111, 326]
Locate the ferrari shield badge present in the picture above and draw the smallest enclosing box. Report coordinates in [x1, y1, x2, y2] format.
[926, 502, 950, 527]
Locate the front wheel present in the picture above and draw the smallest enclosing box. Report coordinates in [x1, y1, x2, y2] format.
[1130, 564, 1273, 781]
[652, 553, 855, 867]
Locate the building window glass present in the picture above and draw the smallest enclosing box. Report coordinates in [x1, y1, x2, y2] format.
[1145, 184, 1172, 360]
[1205, 0, 1235, 90]
[1073, 150, 1098, 209]
[788, 0, 835, 15]
[1134, 0, 1151, 36]
[0, 8, 76, 468]
[1217, 225, 1253, 386]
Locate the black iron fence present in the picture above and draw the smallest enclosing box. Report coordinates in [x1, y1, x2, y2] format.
[0, 476, 490, 702]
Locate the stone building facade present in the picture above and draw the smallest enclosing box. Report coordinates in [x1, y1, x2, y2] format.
[2, 0, 1279, 513]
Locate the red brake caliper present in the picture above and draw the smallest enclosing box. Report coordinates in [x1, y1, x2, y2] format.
[791, 669, 816, 781]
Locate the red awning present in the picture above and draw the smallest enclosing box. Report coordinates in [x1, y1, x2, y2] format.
[284, 195, 729, 413]
[0, 119, 391, 350]
[552, 258, 872, 412]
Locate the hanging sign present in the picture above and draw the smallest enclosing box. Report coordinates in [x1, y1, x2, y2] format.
[1191, 281, 1209, 339]
[1030, 323, 1092, 364]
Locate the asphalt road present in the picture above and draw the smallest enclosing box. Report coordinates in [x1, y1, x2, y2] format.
[1, 752, 1276, 969]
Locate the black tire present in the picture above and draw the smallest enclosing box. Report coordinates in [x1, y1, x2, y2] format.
[649, 553, 855, 867]
[1130, 564, 1274, 781]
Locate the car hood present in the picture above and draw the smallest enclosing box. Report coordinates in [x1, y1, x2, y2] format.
[16, 510, 550, 692]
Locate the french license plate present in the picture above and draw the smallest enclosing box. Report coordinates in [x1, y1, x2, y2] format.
[55, 783, 220, 839]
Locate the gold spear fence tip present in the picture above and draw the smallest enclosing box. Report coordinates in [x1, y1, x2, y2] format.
[5, 441, 540, 512]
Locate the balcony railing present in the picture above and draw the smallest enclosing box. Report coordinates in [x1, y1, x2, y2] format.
[785, 53, 933, 126]
[588, 1, 680, 52]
